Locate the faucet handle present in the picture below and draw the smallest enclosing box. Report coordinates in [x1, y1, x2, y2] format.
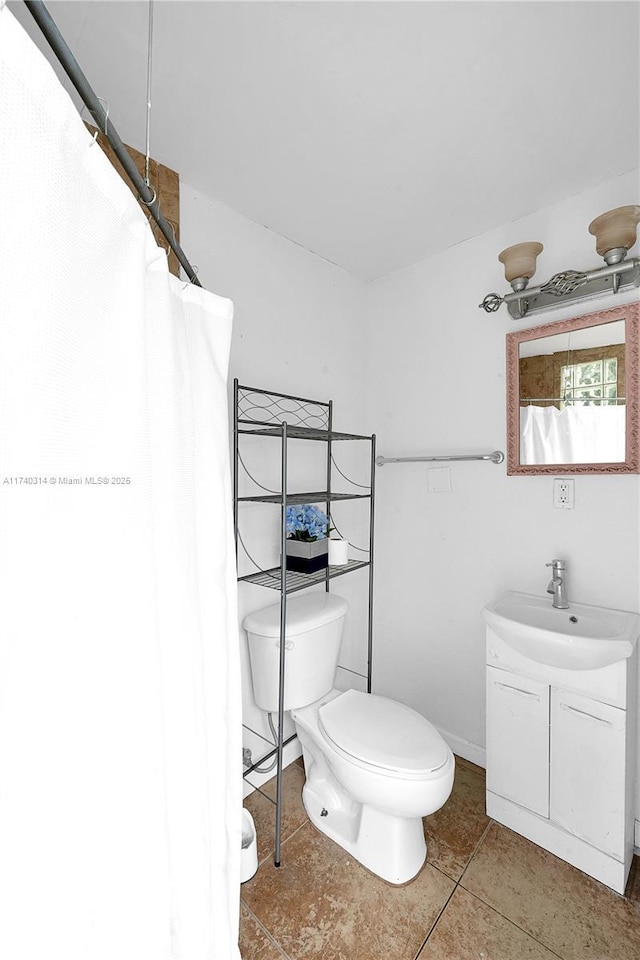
[546, 559, 566, 570]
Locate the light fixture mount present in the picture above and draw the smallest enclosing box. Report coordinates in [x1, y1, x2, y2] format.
[601, 247, 628, 267]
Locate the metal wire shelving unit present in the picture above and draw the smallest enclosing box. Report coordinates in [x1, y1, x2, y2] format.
[233, 380, 376, 868]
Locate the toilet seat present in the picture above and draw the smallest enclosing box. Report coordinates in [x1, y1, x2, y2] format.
[318, 690, 450, 778]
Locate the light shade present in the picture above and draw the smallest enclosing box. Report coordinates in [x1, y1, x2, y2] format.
[498, 242, 544, 288]
[589, 205, 640, 262]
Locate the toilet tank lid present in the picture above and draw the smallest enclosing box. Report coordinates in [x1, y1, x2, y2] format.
[319, 690, 450, 774]
[243, 592, 348, 638]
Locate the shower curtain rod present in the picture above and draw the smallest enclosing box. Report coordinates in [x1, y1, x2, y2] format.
[23, 0, 202, 287]
[522, 397, 626, 403]
[376, 450, 505, 467]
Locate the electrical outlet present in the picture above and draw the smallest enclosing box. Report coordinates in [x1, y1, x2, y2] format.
[553, 477, 575, 509]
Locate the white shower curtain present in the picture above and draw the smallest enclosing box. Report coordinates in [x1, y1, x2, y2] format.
[520, 404, 626, 465]
[0, 8, 241, 959]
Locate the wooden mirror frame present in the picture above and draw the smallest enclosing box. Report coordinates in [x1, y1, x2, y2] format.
[506, 302, 640, 475]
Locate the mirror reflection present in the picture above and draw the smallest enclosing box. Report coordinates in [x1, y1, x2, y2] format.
[506, 303, 639, 475]
[518, 320, 626, 465]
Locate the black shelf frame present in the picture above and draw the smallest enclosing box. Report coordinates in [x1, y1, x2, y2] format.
[233, 380, 376, 869]
[238, 490, 371, 506]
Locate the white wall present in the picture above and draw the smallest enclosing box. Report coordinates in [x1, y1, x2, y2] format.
[180, 186, 371, 791]
[365, 170, 640, 813]
[182, 172, 640, 824]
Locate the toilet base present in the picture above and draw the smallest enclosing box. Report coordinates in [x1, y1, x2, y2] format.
[301, 774, 427, 885]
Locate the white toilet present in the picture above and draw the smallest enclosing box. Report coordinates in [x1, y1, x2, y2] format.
[244, 592, 455, 884]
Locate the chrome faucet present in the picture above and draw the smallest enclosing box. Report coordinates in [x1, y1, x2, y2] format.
[546, 559, 568, 609]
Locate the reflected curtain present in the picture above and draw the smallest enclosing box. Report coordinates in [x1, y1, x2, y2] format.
[0, 8, 241, 959]
[520, 404, 626, 464]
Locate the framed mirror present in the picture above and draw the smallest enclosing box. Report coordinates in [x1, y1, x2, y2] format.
[506, 302, 639, 475]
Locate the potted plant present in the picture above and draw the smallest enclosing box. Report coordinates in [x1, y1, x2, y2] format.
[284, 504, 329, 573]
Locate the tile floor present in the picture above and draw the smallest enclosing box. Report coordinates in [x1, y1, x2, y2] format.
[240, 757, 640, 960]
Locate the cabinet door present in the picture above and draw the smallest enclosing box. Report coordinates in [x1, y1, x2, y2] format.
[550, 688, 626, 859]
[486, 667, 550, 817]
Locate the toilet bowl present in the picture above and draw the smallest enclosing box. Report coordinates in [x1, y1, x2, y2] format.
[292, 688, 454, 884]
[243, 592, 455, 884]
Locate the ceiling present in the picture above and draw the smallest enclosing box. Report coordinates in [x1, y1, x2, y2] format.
[9, 1, 640, 280]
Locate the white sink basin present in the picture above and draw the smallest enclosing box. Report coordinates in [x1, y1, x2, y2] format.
[483, 591, 639, 670]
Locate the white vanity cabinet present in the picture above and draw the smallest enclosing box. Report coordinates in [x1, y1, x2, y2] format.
[485, 628, 637, 894]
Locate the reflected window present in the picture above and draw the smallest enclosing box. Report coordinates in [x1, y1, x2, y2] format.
[560, 358, 619, 406]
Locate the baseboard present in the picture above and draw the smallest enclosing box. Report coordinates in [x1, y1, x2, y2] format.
[430, 726, 640, 857]
[488, 790, 630, 894]
[433, 729, 640, 859]
[435, 724, 486, 770]
[242, 736, 302, 799]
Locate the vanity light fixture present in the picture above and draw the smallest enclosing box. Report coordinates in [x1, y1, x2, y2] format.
[479, 204, 640, 320]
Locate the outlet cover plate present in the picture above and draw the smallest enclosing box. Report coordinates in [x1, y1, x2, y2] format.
[553, 477, 575, 509]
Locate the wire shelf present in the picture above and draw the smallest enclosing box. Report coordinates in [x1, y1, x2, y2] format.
[238, 489, 370, 504]
[237, 422, 371, 441]
[238, 559, 370, 593]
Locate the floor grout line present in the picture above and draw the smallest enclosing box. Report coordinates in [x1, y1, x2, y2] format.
[414, 819, 493, 959]
[455, 820, 612, 960]
[457, 817, 495, 886]
[244, 816, 311, 875]
[413, 880, 458, 960]
[450, 886, 566, 960]
[267, 817, 311, 867]
[240, 820, 313, 959]
[240, 902, 294, 960]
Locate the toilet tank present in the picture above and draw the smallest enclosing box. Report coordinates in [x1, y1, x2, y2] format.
[243, 592, 348, 712]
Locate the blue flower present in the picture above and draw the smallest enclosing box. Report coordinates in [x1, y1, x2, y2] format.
[285, 503, 328, 541]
